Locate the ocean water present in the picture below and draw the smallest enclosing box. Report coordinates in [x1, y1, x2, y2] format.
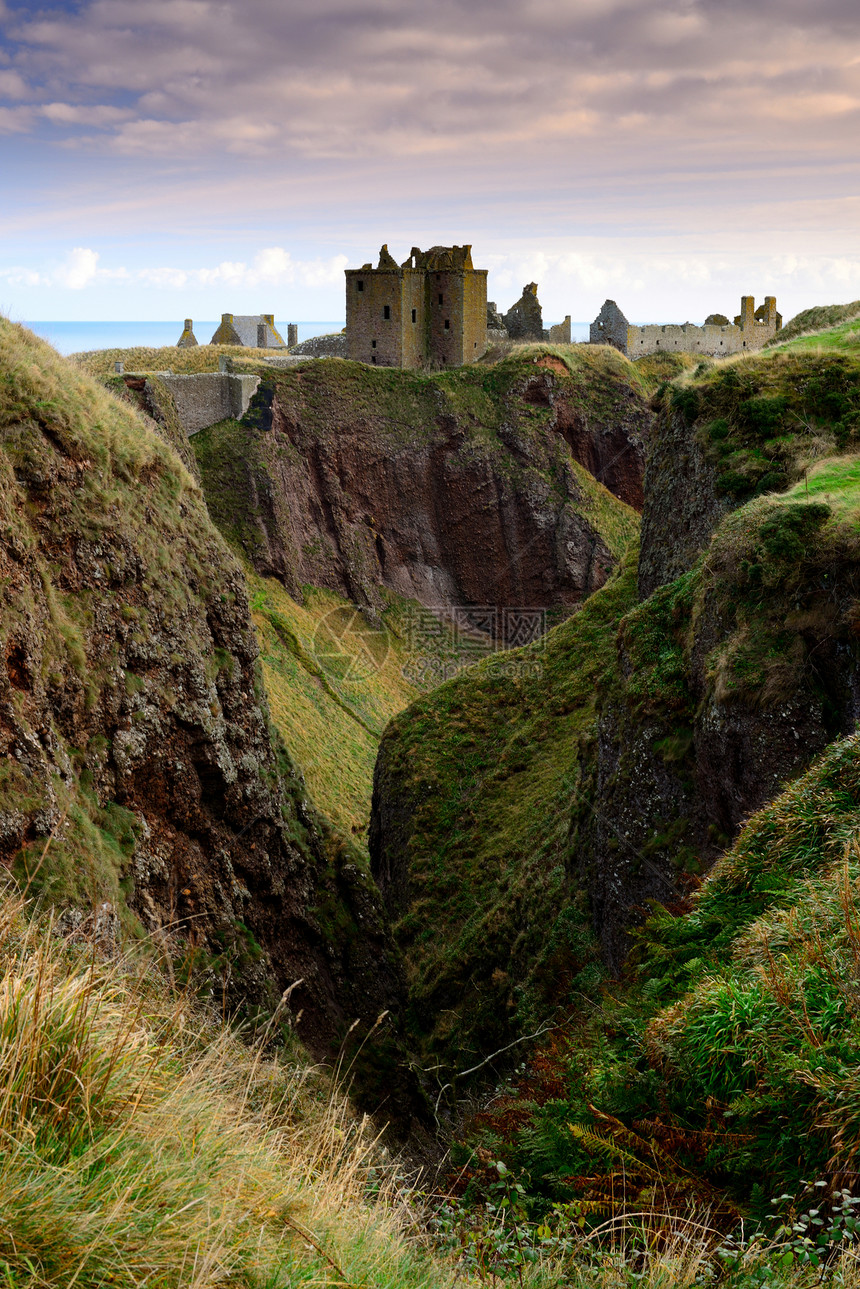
[20, 318, 591, 356]
[20, 320, 346, 357]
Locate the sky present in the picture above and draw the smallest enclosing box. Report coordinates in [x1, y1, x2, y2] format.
[1, 0, 860, 325]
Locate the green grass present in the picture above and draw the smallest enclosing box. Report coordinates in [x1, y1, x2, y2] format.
[249, 574, 481, 840]
[785, 453, 860, 514]
[633, 349, 700, 391]
[766, 299, 860, 348]
[665, 348, 860, 502]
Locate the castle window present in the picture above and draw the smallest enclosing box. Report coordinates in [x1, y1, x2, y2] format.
[411, 309, 416, 323]
[438, 294, 443, 305]
[444, 320, 450, 330]
[357, 280, 364, 291]
[371, 340, 377, 349]
[383, 305, 390, 320]
[372, 355, 377, 363]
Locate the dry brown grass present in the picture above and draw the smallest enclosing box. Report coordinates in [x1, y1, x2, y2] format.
[70, 343, 282, 380]
[0, 886, 463, 1288]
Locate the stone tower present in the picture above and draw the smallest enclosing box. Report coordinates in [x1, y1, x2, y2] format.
[345, 244, 488, 369]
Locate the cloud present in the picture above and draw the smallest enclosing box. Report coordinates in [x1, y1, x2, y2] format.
[54, 246, 99, 289]
[40, 101, 134, 125]
[1, 0, 858, 171]
[0, 246, 351, 293]
[0, 68, 27, 96]
[0, 104, 32, 131]
[1, 0, 859, 316]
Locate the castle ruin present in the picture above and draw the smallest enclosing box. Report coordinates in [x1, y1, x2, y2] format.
[590, 296, 782, 357]
[345, 244, 488, 369]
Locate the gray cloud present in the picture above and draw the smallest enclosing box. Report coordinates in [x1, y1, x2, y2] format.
[0, 0, 856, 170]
[1, 0, 859, 291]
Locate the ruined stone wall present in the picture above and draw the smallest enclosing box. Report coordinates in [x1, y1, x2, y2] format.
[154, 373, 260, 435]
[427, 270, 464, 366]
[462, 268, 488, 363]
[504, 283, 543, 340]
[549, 316, 571, 344]
[591, 295, 780, 358]
[345, 268, 403, 366]
[628, 316, 778, 357]
[590, 300, 630, 352]
[401, 270, 426, 370]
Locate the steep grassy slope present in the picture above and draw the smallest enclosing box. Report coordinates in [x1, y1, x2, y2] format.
[0, 318, 414, 1115]
[0, 891, 455, 1289]
[578, 463, 860, 965]
[474, 734, 860, 1222]
[640, 347, 860, 598]
[766, 299, 860, 348]
[369, 549, 639, 1062]
[249, 572, 475, 839]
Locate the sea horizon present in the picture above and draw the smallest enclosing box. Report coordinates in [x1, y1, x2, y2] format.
[17, 320, 348, 356]
[18, 318, 593, 356]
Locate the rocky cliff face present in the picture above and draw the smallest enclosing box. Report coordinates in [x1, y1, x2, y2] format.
[0, 320, 417, 1121]
[575, 363, 860, 966]
[191, 351, 648, 631]
[370, 345, 860, 1054]
[573, 530, 860, 969]
[636, 401, 729, 597]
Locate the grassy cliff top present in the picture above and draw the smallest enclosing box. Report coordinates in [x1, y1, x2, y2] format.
[666, 345, 860, 503]
[71, 341, 283, 377]
[75, 337, 649, 396]
[767, 299, 860, 348]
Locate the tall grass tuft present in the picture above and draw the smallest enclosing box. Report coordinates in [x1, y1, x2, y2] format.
[0, 888, 453, 1289]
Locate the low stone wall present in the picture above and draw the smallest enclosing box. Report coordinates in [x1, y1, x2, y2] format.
[153, 373, 261, 436]
[289, 333, 348, 358]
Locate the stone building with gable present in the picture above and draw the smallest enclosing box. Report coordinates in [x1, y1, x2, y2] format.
[345, 244, 488, 368]
[590, 295, 781, 357]
[209, 314, 288, 349]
